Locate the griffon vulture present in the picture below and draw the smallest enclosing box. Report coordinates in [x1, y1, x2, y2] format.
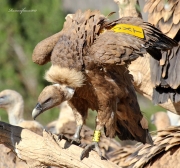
[32, 10, 177, 159]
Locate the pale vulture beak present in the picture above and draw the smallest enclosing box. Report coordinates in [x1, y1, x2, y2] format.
[32, 103, 43, 120]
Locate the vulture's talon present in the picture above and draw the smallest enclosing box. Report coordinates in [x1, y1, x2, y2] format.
[80, 142, 102, 160]
[79, 143, 87, 148]
[69, 137, 81, 146]
[58, 134, 81, 146]
[58, 134, 69, 141]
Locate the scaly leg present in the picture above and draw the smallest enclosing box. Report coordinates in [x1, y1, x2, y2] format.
[69, 124, 83, 145]
[66, 100, 87, 145]
[58, 124, 83, 146]
[80, 123, 103, 160]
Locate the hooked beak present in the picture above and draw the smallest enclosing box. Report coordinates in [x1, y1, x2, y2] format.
[32, 103, 43, 120]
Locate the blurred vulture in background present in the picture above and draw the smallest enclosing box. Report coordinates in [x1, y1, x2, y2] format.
[0, 89, 44, 135]
[0, 89, 45, 168]
[144, 0, 180, 104]
[167, 110, 180, 126]
[32, 10, 177, 159]
[151, 111, 171, 131]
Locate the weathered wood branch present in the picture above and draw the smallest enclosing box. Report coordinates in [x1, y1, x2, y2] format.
[0, 121, 120, 168]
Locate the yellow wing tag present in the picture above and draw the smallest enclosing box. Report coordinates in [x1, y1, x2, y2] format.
[111, 24, 144, 39]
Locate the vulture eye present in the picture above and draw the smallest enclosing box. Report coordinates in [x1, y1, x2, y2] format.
[0, 96, 6, 99]
[43, 98, 51, 104]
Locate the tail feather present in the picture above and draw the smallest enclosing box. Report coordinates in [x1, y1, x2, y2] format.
[142, 22, 178, 51]
[153, 86, 180, 104]
[166, 45, 180, 89]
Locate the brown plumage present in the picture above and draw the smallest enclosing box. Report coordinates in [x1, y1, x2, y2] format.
[144, 0, 180, 104]
[32, 10, 177, 67]
[107, 111, 173, 167]
[107, 145, 136, 167]
[34, 65, 152, 143]
[151, 43, 180, 104]
[122, 126, 180, 168]
[108, 111, 180, 168]
[32, 10, 178, 158]
[144, 0, 180, 39]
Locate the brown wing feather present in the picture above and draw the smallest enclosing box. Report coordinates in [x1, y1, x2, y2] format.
[126, 126, 180, 168]
[107, 145, 136, 167]
[86, 31, 142, 66]
[158, 17, 173, 34]
[50, 10, 106, 70]
[151, 44, 180, 104]
[153, 44, 180, 102]
[173, 1, 180, 24]
[144, 0, 180, 39]
[32, 31, 63, 65]
[86, 17, 177, 69]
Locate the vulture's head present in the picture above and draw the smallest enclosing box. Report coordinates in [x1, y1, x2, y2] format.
[32, 84, 75, 120]
[32, 65, 85, 120]
[0, 89, 23, 111]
